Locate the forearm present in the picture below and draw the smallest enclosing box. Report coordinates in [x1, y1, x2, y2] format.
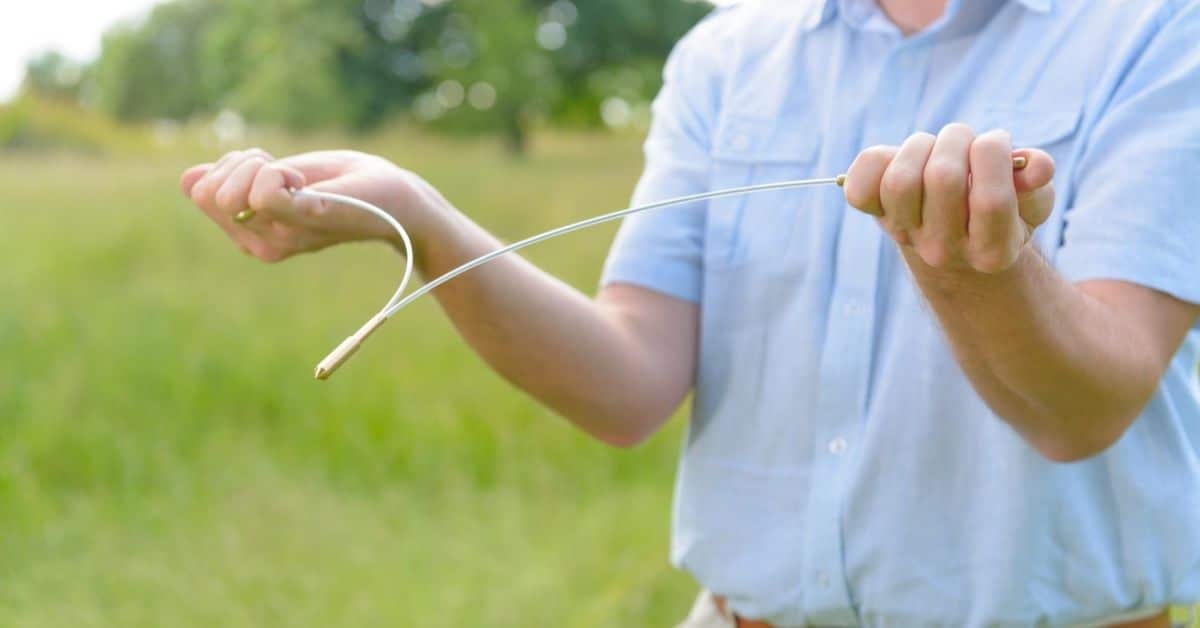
[394, 189, 685, 446]
[905, 246, 1164, 460]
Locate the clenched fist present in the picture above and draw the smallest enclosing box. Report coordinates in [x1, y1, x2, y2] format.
[842, 123, 1056, 274]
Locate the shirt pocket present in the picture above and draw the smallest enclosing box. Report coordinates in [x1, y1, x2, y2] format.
[975, 104, 1083, 253]
[977, 105, 1081, 152]
[706, 113, 823, 269]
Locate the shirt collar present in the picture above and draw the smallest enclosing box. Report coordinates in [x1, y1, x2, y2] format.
[803, 0, 1054, 31]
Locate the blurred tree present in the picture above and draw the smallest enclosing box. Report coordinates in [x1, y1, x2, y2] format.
[430, 0, 559, 154]
[199, 0, 370, 130]
[32, 0, 711, 151]
[21, 51, 86, 102]
[542, 0, 711, 127]
[91, 0, 222, 121]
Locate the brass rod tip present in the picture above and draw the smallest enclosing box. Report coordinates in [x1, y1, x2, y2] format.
[835, 174, 846, 187]
[312, 314, 388, 381]
[1012, 155, 1028, 170]
[233, 209, 257, 224]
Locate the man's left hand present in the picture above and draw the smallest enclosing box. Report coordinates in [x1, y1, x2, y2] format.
[842, 123, 1056, 274]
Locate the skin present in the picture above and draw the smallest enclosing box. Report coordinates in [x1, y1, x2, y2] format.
[181, 149, 695, 447]
[842, 126, 1199, 461]
[181, 4, 1198, 461]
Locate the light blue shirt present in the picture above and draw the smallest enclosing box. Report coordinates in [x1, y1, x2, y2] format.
[600, 0, 1200, 625]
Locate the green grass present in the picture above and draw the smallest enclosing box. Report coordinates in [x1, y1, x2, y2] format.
[0, 129, 694, 627]
[2, 128, 1196, 627]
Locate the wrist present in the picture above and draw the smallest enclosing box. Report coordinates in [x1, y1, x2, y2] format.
[375, 170, 446, 249]
[382, 177, 470, 276]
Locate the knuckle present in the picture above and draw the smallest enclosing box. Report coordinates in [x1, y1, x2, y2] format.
[972, 139, 1010, 163]
[244, 154, 270, 168]
[972, 186, 1014, 215]
[916, 239, 951, 269]
[248, 187, 274, 211]
[879, 221, 904, 242]
[907, 131, 936, 147]
[215, 187, 243, 213]
[861, 145, 896, 168]
[941, 121, 975, 138]
[924, 159, 966, 192]
[844, 182, 873, 211]
[968, 247, 1013, 274]
[974, 129, 1012, 149]
[191, 179, 219, 207]
[245, 151, 273, 166]
[881, 165, 921, 199]
[189, 180, 210, 205]
[250, 242, 286, 263]
[309, 198, 330, 217]
[891, 227, 913, 247]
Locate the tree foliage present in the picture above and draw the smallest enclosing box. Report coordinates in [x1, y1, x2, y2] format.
[27, 0, 710, 152]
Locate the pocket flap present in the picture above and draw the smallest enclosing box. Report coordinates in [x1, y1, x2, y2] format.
[712, 114, 821, 163]
[981, 106, 1082, 148]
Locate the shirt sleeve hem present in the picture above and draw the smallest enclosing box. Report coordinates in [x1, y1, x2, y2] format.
[600, 260, 702, 304]
[1056, 242, 1200, 306]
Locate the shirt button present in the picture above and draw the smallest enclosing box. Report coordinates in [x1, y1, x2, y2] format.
[828, 437, 848, 455]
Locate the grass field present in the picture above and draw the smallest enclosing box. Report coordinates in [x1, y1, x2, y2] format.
[0, 129, 696, 627]
[2, 128, 1196, 627]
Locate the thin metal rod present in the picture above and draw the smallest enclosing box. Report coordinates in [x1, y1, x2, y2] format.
[312, 153, 1024, 378]
[381, 176, 843, 319]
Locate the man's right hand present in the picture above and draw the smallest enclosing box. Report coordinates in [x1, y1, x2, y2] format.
[180, 149, 447, 261]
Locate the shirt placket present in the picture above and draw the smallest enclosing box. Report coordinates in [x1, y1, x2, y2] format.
[800, 39, 932, 626]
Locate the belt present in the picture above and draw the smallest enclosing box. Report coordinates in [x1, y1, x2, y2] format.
[710, 595, 1173, 628]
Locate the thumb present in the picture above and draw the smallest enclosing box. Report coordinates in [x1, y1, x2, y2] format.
[1013, 149, 1054, 197]
[180, 163, 212, 197]
[1014, 149, 1056, 228]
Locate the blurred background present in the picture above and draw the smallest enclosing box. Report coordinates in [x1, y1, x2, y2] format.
[8, 3, 1198, 627]
[0, 1, 715, 625]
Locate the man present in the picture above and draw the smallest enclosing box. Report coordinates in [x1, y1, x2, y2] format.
[180, 0, 1200, 625]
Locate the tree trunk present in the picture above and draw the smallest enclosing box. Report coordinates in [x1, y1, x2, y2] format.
[501, 108, 526, 157]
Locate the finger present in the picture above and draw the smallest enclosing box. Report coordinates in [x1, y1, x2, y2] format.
[180, 164, 213, 197]
[967, 129, 1020, 273]
[191, 148, 274, 205]
[248, 162, 307, 216]
[917, 123, 975, 267]
[188, 152, 274, 245]
[215, 156, 270, 215]
[843, 145, 899, 216]
[1017, 182, 1055, 230]
[274, 150, 363, 183]
[880, 132, 936, 233]
[191, 150, 249, 209]
[1012, 148, 1056, 228]
[1012, 148, 1055, 196]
